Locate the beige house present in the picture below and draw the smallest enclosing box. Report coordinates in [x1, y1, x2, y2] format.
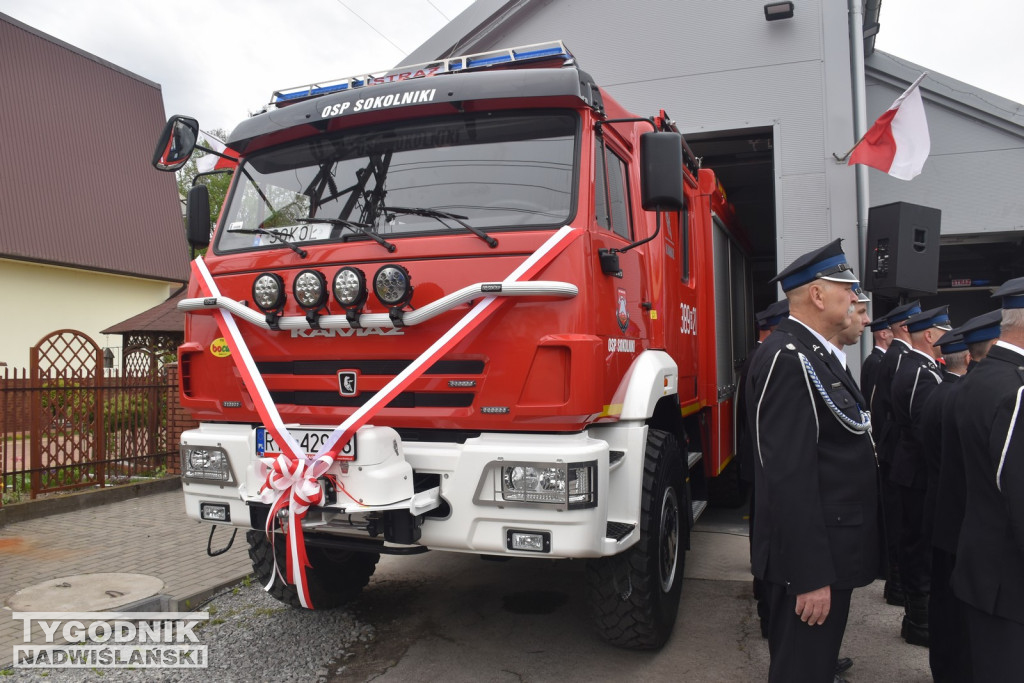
[0, 14, 186, 370]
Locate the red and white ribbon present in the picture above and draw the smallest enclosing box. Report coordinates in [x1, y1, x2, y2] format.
[190, 225, 582, 608]
[316, 226, 582, 459]
[255, 452, 334, 594]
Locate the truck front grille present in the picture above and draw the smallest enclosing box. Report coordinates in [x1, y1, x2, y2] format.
[269, 391, 474, 408]
[257, 359, 485, 375]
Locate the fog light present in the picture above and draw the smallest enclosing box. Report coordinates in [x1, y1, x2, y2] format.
[252, 272, 285, 311]
[294, 269, 328, 309]
[182, 446, 234, 483]
[200, 503, 230, 522]
[373, 264, 413, 307]
[507, 529, 550, 553]
[333, 267, 367, 307]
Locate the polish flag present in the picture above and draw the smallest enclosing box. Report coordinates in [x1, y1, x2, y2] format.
[849, 73, 930, 180]
[195, 133, 238, 173]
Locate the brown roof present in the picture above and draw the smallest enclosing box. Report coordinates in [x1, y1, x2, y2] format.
[101, 287, 187, 335]
[0, 14, 188, 282]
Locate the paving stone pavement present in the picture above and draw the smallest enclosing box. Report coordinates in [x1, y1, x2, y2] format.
[0, 487, 251, 669]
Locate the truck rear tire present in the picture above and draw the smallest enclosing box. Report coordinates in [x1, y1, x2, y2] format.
[246, 530, 380, 609]
[585, 428, 686, 649]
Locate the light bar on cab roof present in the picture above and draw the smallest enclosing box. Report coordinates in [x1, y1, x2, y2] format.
[271, 40, 573, 105]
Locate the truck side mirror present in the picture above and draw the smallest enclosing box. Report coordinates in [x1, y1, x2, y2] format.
[639, 132, 685, 211]
[186, 184, 212, 249]
[152, 115, 200, 172]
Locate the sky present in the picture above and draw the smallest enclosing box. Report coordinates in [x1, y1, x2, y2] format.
[872, 0, 1024, 108]
[0, 0, 477, 135]
[1, 0, 1022, 137]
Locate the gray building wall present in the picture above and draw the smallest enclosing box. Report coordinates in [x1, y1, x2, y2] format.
[406, 0, 1024, 324]
[405, 0, 865, 279]
[866, 51, 1024, 239]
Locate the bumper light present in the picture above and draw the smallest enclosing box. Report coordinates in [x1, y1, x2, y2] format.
[501, 461, 596, 509]
[200, 503, 230, 522]
[182, 446, 234, 483]
[507, 529, 550, 553]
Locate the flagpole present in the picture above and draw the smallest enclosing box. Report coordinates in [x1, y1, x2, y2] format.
[833, 131, 869, 162]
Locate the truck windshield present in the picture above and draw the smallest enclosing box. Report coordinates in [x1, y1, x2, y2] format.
[215, 111, 578, 253]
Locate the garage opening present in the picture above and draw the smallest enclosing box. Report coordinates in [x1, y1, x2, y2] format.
[687, 126, 778, 312]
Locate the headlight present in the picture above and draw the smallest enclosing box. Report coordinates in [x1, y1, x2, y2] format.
[182, 446, 234, 482]
[293, 269, 328, 310]
[252, 273, 285, 311]
[501, 462, 596, 509]
[373, 264, 413, 307]
[333, 267, 367, 308]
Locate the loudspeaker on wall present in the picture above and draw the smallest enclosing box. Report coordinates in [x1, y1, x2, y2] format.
[863, 202, 941, 298]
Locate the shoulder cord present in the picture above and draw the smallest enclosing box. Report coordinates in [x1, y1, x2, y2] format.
[797, 352, 872, 434]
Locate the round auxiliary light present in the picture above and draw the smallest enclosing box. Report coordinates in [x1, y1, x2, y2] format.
[252, 272, 285, 312]
[293, 269, 328, 310]
[373, 264, 413, 307]
[333, 267, 367, 308]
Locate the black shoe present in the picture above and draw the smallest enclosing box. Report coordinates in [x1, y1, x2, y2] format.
[835, 656, 853, 674]
[884, 579, 905, 606]
[901, 616, 930, 647]
[834, 677, 848, 683]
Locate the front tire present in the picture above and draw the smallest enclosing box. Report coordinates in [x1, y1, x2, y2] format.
[246, 530, 380, 609]
[586, 429, 686, 649]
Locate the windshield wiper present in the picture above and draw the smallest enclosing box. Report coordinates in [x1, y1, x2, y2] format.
[384, 206, 498, 248]
[295, 217, 396, 253]
[225, 226, 308, 258]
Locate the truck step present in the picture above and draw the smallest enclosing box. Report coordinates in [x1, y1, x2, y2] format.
[691, 499, 709, 521]
[687, 451, 703, 469]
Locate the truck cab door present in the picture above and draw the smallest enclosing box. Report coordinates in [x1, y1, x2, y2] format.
[591, 132, 647, 400]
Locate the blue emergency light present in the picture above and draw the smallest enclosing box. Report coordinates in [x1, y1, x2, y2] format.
[271, 40, 573, 105]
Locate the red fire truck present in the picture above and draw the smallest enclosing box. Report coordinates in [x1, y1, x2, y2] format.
[153, 41, 752, 649]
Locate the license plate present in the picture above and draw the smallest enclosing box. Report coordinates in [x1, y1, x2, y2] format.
[256, 427, 355, 461]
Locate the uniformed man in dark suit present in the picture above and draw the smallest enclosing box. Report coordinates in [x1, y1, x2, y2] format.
[830, 286, 871, 373]
[737, 298, 789, 639]
[859, 316, 892, 409]
[930, 309, 1002, 683]
[890, 305, 951, 646]
[920, 329, 969, 682]
[960, 309, 1002, 371]
[869, 300, 921, 607]
[950, 278, 1024, 680]
[739, 299, 790, 490]
[746, 239, 881, 683]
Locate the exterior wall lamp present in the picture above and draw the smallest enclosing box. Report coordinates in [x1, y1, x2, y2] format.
[764, 2, 795, 21]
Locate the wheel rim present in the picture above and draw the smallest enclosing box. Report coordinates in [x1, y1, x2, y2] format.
[659, 486, 680, 592]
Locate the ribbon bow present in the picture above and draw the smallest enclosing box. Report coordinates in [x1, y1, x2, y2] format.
[256, 452, 334, 608]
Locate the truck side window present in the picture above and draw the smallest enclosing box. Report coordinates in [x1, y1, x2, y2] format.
[681, 202, 690, 283]
[593, 137, 632, 240]
[594, 138, 609, 228]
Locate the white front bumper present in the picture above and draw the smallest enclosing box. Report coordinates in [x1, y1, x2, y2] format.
[181, 423, 635, 558]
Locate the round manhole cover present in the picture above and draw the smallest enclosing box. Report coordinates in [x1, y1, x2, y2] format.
[7, 573, 164, 612]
